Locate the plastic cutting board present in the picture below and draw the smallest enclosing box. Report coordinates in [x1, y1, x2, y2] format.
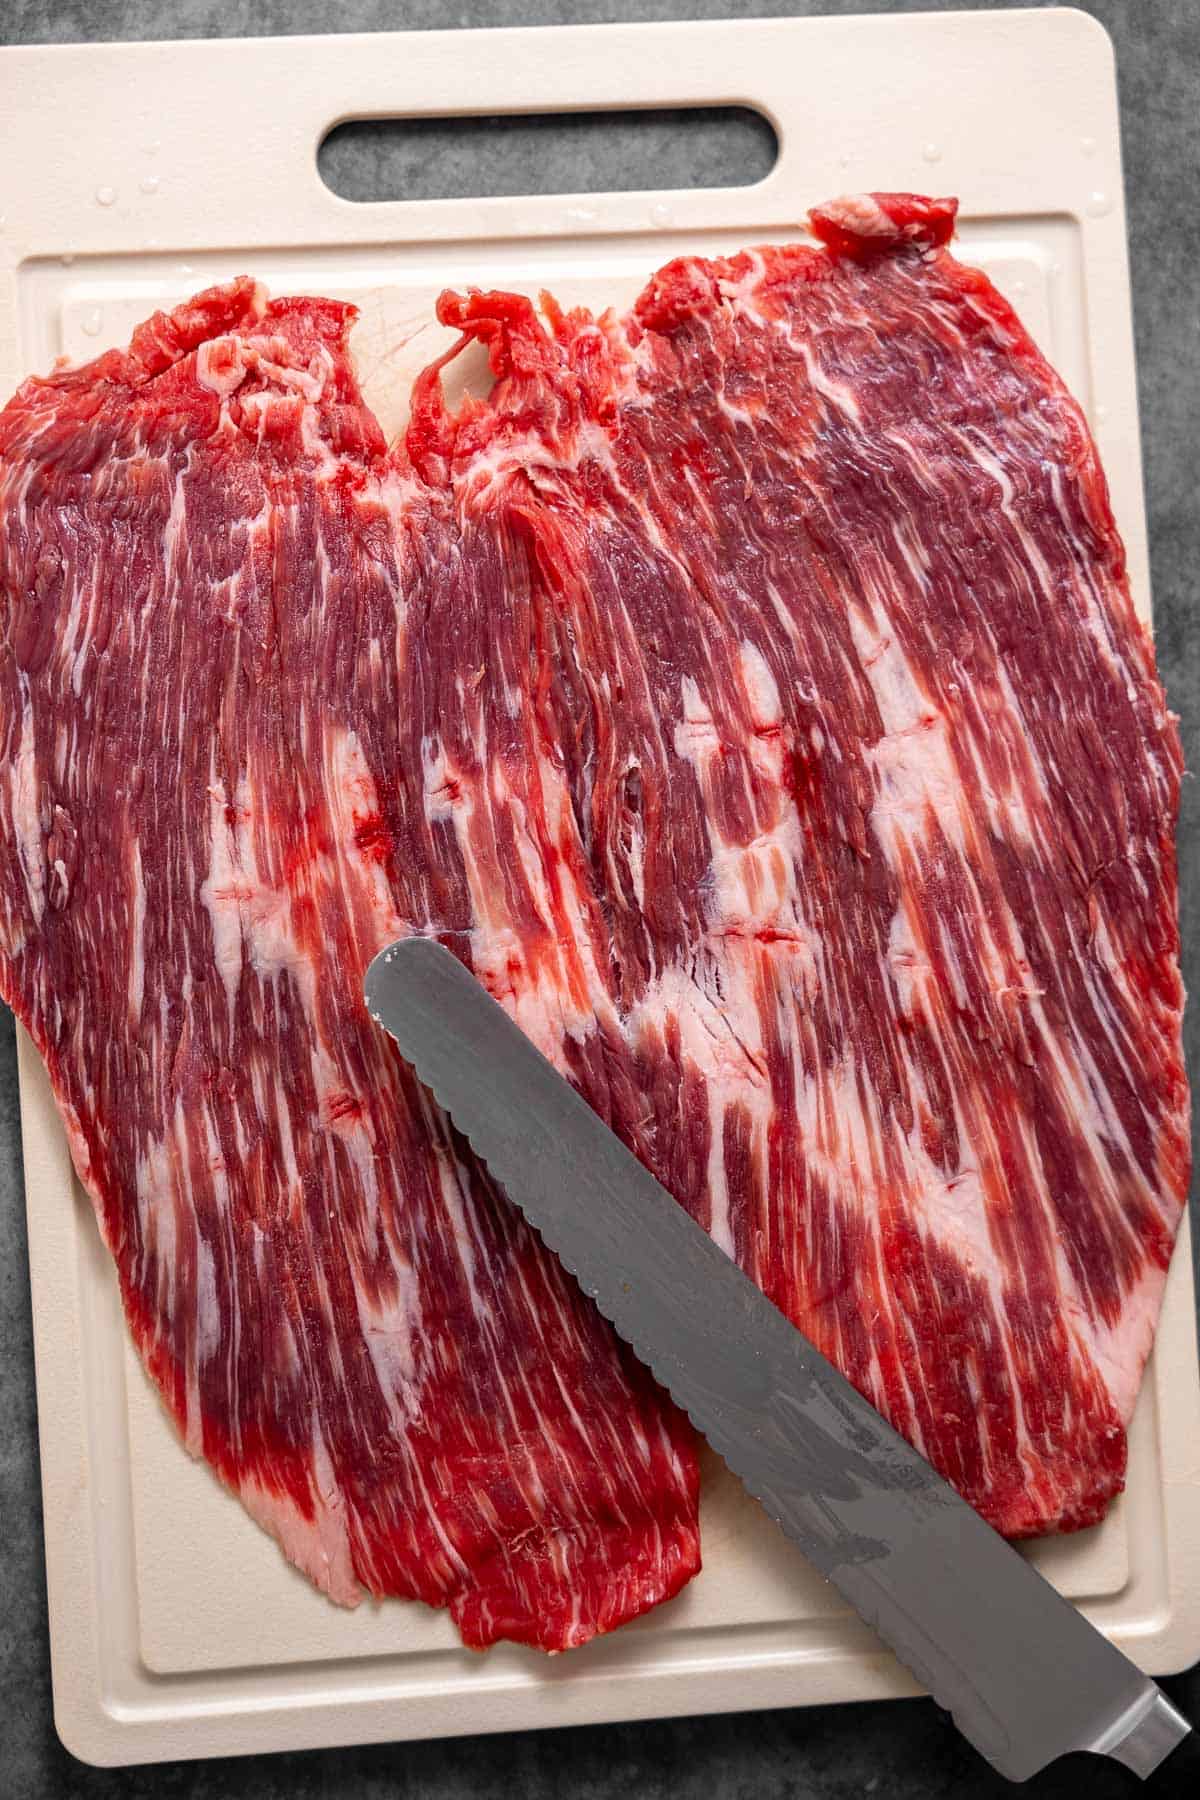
[2, 8, 1198, 1767]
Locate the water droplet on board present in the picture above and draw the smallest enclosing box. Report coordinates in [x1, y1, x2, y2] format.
[140, 174, 160, 196]
[922, 142, 943, 164]
[95, 185, 117, 207]
[1009, 279, 1026, 298]
[1080, 135, 1097, 156]
[60, 252, 76, 266]
[80, 308, 103, 337]
[837, 153, 851, 171]
[1095, 403, 1109, 424]
[1086, 190, 1112, 218]
[177, 262, 195, 277]
[650, 202, 673, 228]
[565, 204, 597, 227]
[144, 137, 162, 155]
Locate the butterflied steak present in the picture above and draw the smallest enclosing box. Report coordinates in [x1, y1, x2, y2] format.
[0, 194, 1186, 1647]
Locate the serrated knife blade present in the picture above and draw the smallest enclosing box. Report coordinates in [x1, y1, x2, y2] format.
[365, 936, 1191, 1785]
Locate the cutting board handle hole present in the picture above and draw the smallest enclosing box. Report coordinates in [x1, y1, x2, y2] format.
[318, 107, 777, 204]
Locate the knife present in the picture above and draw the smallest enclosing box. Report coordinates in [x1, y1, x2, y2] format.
[364, 936, 1193, 1785]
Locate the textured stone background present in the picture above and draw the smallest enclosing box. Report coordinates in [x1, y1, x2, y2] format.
[1, 2, 1197, 1794]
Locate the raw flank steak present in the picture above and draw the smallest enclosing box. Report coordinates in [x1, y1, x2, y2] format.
[0, 194, 1186, 1648]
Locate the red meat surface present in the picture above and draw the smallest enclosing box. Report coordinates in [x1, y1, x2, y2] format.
[0, 194, 1186, 1649]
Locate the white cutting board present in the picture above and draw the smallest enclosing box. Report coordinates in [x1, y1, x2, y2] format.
[3, 9, 1198, 1769]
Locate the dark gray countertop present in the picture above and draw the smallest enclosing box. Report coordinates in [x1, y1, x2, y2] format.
[2, 3, 1197, 1794]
